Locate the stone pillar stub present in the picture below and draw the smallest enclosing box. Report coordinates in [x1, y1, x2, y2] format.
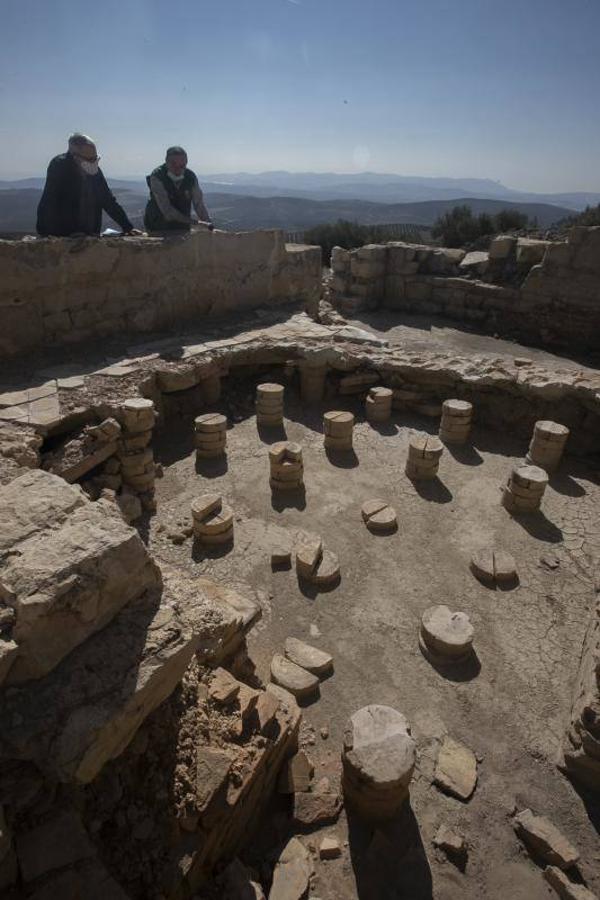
[342, 704, 416, 820]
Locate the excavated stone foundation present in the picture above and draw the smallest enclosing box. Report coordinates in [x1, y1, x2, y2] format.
[1, 230, 600, 900]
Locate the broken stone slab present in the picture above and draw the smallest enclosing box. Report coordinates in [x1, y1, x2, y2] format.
[278, 750, 314, 794]
[0, 572, 232, 783]
[208, 667, 240, 704]
[26, 859, 130, 900]
[319, 836, 342, 860]
[221, 858, 266, 900]
[295, 531, 323, 579]
[255, 690, 280, 733]
[196, 746, 233, 815]
[513, 809, 579, 870]
[266, 682, 300, 716]
[293, 789, 343, 828]
[433, 824, 468, 864]
[312, 550, 341, 587]
[342, 704, 416, 820]
[271, 545, 292, 569]
[15, 808, 95, 884]
[544, 866, 598, 900]
[196, 577, 262, 658]
[269, 837, 314, 900]
[284, 637, 333, 677]
[434, 736, 478, 801]
[270, 654, 319, 699]
[1, 475, 160, 685]
[0, 468, 86, 562]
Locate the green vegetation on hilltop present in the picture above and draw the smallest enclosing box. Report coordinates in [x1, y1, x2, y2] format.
[304, 219, 422, 262]
[431, 204, 530, 247]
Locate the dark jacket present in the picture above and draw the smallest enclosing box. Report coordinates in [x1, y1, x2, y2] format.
[144, 164, 198, 232]
[36, 153, 134, 236]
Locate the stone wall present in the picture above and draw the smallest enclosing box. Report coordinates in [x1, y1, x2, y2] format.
[331, 226, 600, 354]
[0, 230, 321, 357]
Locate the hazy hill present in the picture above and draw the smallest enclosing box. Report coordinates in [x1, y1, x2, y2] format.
[0, 186, 574, 235]
[1, 171, 598, 210]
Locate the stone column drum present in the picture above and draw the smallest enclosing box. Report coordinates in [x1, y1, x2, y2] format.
[323, 411, 354, 451]
[502, 464, 548, 513]
[269, 441, 304, 491]
[256, 383, 284, 427]
[526, 420, 569, 472]
[118, 398, 157, 510]
[366, 387, 393, 424]
[406, 433, 443, 480]
[342, 705, 416, 820]
[439, 399, 473, 445]
[194, 413, 227, 459]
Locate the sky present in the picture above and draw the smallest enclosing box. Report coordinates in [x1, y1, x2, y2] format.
[0, 0, 599, 191]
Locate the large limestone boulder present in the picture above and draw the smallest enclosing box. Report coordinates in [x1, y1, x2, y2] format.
[0, 470, 159, 685]
[0, 571, 231, 783]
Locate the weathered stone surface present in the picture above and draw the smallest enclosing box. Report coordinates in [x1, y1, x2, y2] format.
[0, 572, 230, 783]
[26, 859, 130, 900]
[562, 596, 600, 790]
[433, 824, 467, 862]
[270, 654, 319, 699]
[208, 667, 240, 704]
[514, 809, 579, 869]
[471, 547, 517, 586]
[319, 836, 342, 859]
[312, 550, 341, 587]
[434, 736, 477, 801]
[284, 637, 333, 676]
[221, 858, 266, 900]
[420, 605, 474, 663]
[278, 751, 314, 794]
[0, 472, 159, 684]
[15, 809, 95, 883]
[0, 468, 85, 561]
[196, 746, 233, 814]
[544, 866, 598, 900]
[295, 531, 323, 579]
[342, 705, 416, 820]
[293, 789, 343, 828]
[269, 837, 313, 900]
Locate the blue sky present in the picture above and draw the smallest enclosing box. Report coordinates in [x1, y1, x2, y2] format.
[0, 0, 598, 191]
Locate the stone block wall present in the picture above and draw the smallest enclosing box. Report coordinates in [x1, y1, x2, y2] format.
[331, 227, 600, 353]
[0, 230, 321, 357]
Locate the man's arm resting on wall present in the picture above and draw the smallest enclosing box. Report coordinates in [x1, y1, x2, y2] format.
[191, 179, 213, 227]
[98, 173, 135, 232]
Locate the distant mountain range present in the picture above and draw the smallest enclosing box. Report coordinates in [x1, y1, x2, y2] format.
[2, 170, 598, 210]
[0, 170, 588, 234]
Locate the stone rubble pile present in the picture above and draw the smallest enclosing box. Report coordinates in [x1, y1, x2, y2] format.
[194, 412, 228, 459]
[256, 382, 284, 427]
[439, 399, 473, 445]
[502, 463, 549, 513]
[269, 441, 304, 491]
[526, 419, 569, 472]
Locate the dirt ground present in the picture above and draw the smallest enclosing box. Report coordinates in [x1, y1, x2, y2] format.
[148, 381, 600, 900]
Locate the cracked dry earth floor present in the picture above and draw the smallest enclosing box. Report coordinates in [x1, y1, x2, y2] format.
[146, 389, 600, 900]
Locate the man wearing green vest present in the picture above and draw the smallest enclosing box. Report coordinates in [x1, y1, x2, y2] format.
[144, 146, 213, 234]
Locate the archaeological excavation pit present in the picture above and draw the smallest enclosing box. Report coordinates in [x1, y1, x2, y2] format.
[1, 228, 600, 900]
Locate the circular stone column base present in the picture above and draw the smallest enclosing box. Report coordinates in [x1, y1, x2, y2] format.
[342, 705, 416, 822]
